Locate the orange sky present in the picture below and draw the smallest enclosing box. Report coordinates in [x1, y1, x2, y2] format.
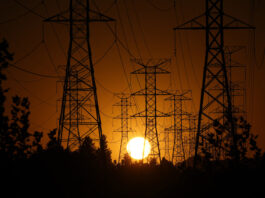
[0, 0, 264, 160]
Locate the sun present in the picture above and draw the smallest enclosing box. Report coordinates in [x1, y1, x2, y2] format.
[127, 137, 151, 160]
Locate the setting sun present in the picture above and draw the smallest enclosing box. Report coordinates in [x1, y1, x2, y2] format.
[126, 137, 151, 160]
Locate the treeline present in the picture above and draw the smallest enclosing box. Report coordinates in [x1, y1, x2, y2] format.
[1, 39, 265, 198]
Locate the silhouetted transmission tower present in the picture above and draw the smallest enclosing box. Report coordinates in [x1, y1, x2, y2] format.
[113, 94, 133, 163]
[131, 59, 171, 162]
[224, 46, 247, 118]
[45, 0, 114, 149]
[165, 90, 192, 165]
[174, 0, 254, 165]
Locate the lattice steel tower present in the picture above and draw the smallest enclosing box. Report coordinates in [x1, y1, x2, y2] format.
[165, 91, 192, 165]
[131, 59, 170, 162]
[113, 94, 133, 163]
[45, 0, 114, 149]
[174, 0, 254, 165]
[224, 46, 247, 118]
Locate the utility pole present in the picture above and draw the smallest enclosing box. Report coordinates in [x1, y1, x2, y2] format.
[174, 0, 254, 166]
[113, 94, 133, 163]
[131, 59, 171, 162]
[45, 0, 114, 149]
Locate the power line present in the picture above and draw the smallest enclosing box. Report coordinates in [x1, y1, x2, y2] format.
[0, 0, 44, 24]
[46, 1, 118, 98]
[42, 1, 67, 58]
[14, 40, 44, 64]
[248, 0, 256, 123]
[109, 2, 147, 128]
[100, 110, 114, 119]
[4, 22, 61, 80]
[43, 41, 61, 76]
[172, 0, 183, 91]
[10, 76, 44, 83]
[13, 0, 46, 19]
[6, 1, 65, 82]
[6, 34, 57, 80]
[96, 79, 115, 95]
[91, 0, 138, 86]
[30, 110, 58, 131]
[145, 0, 173, 12]
[94, 38, 117, 66]
[114, 31, 145, 127]
[103, 0, 118, 13]
[113, 1, 142, 90]
[9, 63, 59, 79]
[7, 70, 56, 107]
[177, 27, 197, 113]
[131, 0, 153, 58]
[174, 0, 198, 113]
[177, 0, 200, 88]
[106, 22, 136, 58]
[114, 1, 131, 55]
[123, 0, 142, 59]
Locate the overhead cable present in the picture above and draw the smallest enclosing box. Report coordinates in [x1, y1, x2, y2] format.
[13, 0, 46, 19]
[9, 63, 59, 79]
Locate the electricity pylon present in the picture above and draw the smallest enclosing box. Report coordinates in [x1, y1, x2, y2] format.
[165, 90, 192, 165]
[224, 46, 247, 117]
[174, 0, 254, 166]
[131, 59, 171, 162]
[208, 46, 248, 159]
[45, 0, 114, 149]
[113, 94, 133, 163]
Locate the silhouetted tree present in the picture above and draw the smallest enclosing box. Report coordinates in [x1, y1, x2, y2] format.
[202, 114, 262, 165]
[32, 131, 43, 153]
[46, 129, 59, 150]
[9, 96, 32, 159]
[149, 157, 157, 166]
[97, 134, 112, 166]
[0, 39, 44, 161]
[0, 39, 13, 159]
[79, 135, 96, 159]
[160, 157, 174, 168]
[121, 153, 132, 166]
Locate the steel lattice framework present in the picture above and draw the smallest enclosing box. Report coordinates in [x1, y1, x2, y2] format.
[174, 0, 254, 165]
[113, 94, 133, 163]
[45, 0, 114, 149]
[165, 91, 195, 165]
[131, 59, 171, 162]
[224, 46, 247, 117]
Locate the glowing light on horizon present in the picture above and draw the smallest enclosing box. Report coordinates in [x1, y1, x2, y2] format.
[127, 137, 151, 160]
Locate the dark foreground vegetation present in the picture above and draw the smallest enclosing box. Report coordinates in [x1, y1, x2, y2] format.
[1, 39, 265, 198]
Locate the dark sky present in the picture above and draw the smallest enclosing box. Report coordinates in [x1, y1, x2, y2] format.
[0, 0, 264, 160]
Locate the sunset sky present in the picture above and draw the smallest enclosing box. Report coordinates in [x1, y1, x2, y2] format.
[0, 0, 264, 160]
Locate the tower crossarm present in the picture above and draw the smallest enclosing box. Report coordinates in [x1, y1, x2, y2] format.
[174, 12, 255, 30]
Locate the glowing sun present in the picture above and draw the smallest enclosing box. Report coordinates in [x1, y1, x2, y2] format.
[127, 137, 151, 160]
